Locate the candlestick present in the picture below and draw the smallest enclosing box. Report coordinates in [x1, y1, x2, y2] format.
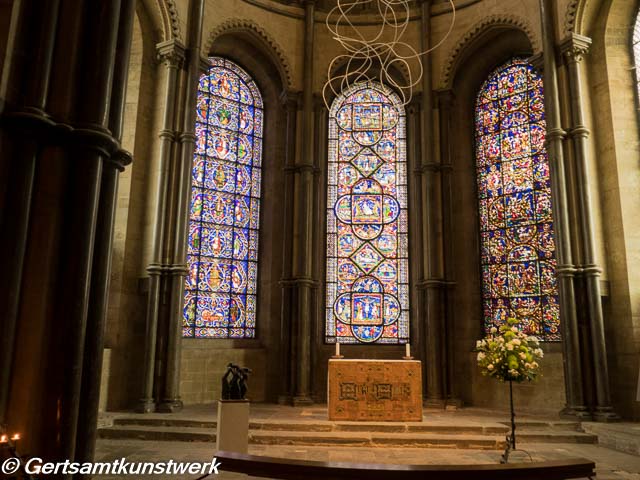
[336, 342, 340, 357]
[405, 343, 410, 358]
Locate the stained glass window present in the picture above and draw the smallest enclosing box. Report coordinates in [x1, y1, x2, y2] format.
[634, 9, 640, 100]
[325, 82, 409, 344]
[183, 57, 263, 339]
[475, 58, 560, 341]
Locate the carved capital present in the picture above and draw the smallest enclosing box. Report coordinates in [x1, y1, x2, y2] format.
[156, 39, 186, 68]
[280, 89, 300, 111]
[528, 52, 544, 73]
[199, 55, 210, 75]
[560, 33, 592, 64]
[435, 89, 454, 109]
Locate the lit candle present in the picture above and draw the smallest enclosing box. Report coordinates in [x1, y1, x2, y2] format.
[405, 343, 410, 358]
[11, 433, 20, 441]
[0, 434, 7, 443]
[336, 342, 340, 357]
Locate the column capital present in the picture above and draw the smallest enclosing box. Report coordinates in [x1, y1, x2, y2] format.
[529, 52, 544, 72]
[407, 92, 422, 114]
[560, 33, 592, 64]
[199, 54, 210, 75]
[280, 89, 301, 110]
[156, 39, 186, 68]
[435, 89, 454, 109]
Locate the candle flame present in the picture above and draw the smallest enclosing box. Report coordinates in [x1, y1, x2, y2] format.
[0, 434, 7, 443]
[11, 433, 20, 441]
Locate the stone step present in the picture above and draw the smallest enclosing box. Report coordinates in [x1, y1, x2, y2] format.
[108, 416, 581, 434]
[97, 424, 597, 448]
[98, 425, 216, 442]
[113, 417, 218, 429]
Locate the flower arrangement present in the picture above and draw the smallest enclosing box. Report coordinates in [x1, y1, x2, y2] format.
[476, 317, 544, 383]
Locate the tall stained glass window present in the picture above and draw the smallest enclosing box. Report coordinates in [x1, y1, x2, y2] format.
[326, 82, 409, 344]
[475, 58, 559, 341]
[183, 57, 262, 339]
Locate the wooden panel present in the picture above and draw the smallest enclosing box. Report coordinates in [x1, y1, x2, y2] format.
[328, 359, 422, 421]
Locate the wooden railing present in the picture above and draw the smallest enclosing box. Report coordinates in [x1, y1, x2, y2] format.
[204, 451, 596, 480]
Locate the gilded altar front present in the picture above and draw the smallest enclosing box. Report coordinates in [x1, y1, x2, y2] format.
[328, 359, 422, 421]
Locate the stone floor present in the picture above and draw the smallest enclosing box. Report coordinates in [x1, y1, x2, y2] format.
[94, 404, 640, 479]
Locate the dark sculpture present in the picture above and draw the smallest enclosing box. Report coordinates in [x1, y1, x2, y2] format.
[221, 363, 252, 400]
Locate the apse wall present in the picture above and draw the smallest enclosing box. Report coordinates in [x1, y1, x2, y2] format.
[100, 0, 640, 419]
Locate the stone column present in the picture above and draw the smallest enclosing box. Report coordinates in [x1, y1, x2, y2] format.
[539, 0, 589, 419]
[436, 89, 458, 404]
[0, 0, 60, 424]
[406, 95, 424, 365]
[278, 91, 299, 404]
[0, 0, 130, 467]
[560, 33, 619, 421]
[138, 39, 185, 413]
[291, 0, 316, 406]
[418, 0, 446, 406]
[160, 0, 205, 414]
[76, 0, 135, 466]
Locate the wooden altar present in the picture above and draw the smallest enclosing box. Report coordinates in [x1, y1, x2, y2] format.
[328, 359, 422, 421]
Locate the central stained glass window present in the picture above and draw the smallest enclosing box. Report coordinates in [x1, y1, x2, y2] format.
[475, 58, 560, 341]
[183, 57, 262, 339]
[325, 82, 409, 344]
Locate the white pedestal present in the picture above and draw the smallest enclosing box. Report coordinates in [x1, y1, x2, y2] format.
[216, 400, 250, 453]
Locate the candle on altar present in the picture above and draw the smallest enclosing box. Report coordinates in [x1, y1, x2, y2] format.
[405, 343, 410, 358]
[11, 433, 19, 441]
[336, 342, 340, 357]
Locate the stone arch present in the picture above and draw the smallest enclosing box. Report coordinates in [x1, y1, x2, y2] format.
[564, 0, 580, 35]
[157, 0, 181, 41]
[204, 18, 293, 91]
[439, 14, 539, 90]
[322, 54, 412, 107]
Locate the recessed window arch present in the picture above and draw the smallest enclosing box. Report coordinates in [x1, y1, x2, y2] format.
[183, 57, 263, 339]
[325, 82, 410, 344]
[475, 58, 560, 341]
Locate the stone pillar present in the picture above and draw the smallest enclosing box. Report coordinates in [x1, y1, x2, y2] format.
[278, 91, 299, 404]
[160, 0, 205, 414]
[436, 89, 458, 404]
[0, 0, 131, 467]
[539, 0, 589, 419]
[418, 0, 446, 407]
[138, 38, 185, 413]
[0, 0, 60, 425]
[76, 0, 135, 466]
[406, 95, 424, 366]
[560, 33, 619, 421]
[291, 0, 316, 406]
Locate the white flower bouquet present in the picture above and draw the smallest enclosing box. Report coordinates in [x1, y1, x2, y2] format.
[476, 317, 544, 383]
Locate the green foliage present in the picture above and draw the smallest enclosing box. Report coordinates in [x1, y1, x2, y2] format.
[476, 317, 544, 383]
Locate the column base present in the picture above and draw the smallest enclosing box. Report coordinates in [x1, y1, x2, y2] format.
[157, 398, 184, 413]
[559, 406, 592, 420]
[277, 394, 292, 405]
[593, 407, 621, 422]
[292, 395, 314, 406]
[135, 398, 156, 413]
[424, 397, 446, 409]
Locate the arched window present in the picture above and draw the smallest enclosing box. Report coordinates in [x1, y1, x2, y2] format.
[325, 82, 409, 344]
[634, 8, 640, 100]
[183, 57, 263, 339]
[475, 58, 559, 341]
